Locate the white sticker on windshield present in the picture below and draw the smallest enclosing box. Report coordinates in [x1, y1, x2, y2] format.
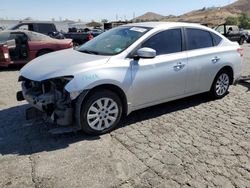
[130, 27, 147, 33]
[115, 48, 122, 53]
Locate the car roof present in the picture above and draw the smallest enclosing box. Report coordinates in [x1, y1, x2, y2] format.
[124, 22, 210, 30]
[17, 21, 54, 24]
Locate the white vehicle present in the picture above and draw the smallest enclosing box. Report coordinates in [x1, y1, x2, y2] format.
[17, 22, 243, 135]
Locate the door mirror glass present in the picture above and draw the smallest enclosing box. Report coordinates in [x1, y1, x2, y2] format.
[136, 47, 156, 59]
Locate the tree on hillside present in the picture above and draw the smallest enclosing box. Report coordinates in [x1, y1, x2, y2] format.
[86, 21, 102, 28]
[225, 13, 250, 29]
[101, 19, 108, 23]
[225, 16, 238, 25]
[238, 13, 250, 29]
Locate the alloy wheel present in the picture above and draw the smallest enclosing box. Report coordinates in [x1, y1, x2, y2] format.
[215, 73, 230, 96]
[87, 98, 119, 131]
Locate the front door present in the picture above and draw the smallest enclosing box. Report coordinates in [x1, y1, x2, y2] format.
[131, 28, 187, 108]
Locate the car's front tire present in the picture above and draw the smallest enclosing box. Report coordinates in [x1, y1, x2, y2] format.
[78, 89, 122, 135]
[210, 70, 231, 99]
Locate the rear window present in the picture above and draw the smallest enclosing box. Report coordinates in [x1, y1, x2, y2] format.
[211, 32, 222, 46]
[0, 32, 10, 43]
[36, 24, 56, 34]
[186, 28, 213, 50]
[27, 31, 52, 41]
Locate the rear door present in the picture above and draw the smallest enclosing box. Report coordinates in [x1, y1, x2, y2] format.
[185, 28, 222, 94]
[226, 26, 239, 42]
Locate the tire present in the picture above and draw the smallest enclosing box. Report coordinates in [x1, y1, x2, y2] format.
[78, 89, 123, 135]
[210, 70, 231, 99]
[73, 41, 80, 47]
[238, 37, 244, 45]
[37, 50, 52, 57]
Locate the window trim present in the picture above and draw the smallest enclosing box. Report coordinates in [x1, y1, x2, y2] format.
[210, 32, 223, 47]
[184, 27, 215, 52]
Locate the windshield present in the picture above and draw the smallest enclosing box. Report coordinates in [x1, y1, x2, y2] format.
[77, 26, 151, 55]
[0, 31, 10, 43]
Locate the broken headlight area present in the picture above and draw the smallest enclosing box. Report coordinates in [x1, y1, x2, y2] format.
[20, 76, 75, 126]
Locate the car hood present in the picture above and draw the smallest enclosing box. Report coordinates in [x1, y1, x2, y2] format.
[21, 48, 111, 81]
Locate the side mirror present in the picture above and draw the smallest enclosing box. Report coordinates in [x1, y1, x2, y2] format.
[135, 47, 156, 59]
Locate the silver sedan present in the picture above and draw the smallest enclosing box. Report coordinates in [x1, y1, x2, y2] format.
[18, 22, 243, 135]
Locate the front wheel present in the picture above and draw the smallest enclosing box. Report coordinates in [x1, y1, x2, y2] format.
[78, 90, 122, 135]
[210, 70, 231, 99]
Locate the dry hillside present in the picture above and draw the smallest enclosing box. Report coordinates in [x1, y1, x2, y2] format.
[133, 0, 250, 26]
[225, 0, 250, 16]
[132, 12, 165, 22]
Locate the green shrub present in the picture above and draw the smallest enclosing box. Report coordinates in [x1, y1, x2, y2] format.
[225, 14, 250, 29]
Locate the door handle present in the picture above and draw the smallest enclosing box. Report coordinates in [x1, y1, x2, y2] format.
[173, 62, 185, 71]
[212, 56, 220, 63]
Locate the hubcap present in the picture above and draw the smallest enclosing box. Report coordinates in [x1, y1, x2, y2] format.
[87, 98, 119, 131]
[215, 73, 229, 96]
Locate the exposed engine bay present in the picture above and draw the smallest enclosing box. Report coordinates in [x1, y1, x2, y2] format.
[19, 76, 74, 126]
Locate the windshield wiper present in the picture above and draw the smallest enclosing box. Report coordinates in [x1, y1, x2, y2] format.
[80, 49, 99, 55]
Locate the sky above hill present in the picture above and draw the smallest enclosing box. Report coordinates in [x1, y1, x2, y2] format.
[0, 0, 237, 22]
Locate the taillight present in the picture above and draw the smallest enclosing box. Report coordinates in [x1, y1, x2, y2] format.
[2, 45, 9, 59]
[87, 34, 94, 41]
[237, 48, 243, 57]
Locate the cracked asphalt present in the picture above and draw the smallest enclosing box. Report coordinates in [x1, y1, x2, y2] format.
[0, 44, 250, 188]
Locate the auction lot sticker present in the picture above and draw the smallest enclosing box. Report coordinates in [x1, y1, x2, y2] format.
[130, 27, 147, 33]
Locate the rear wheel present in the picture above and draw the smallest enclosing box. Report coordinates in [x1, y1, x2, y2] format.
[210, 70, 231, 99]
[73, 41, 81, 47]
[78, 90, 122, 135]
[238, 37, 244, 45]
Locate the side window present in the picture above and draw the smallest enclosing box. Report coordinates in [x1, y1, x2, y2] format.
[17, 24, 28, 30]
[186, 28, 213, 50]
[142, 29, 182, 55]
[37, 24, 55, 34]
[211, 32, 222, 46]
[215, 25, 225, 35]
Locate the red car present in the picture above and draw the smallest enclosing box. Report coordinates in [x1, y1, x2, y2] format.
[0, 30, 73, 67]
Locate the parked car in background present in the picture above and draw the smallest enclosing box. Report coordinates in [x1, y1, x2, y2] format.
[63, 29, 103, 47]
[10, 21, 64, 39]
[215, 24, 248, 45]
[0, 30, 73, 67]
[17, 22, 242, 135]
[0, 26, 4, 31]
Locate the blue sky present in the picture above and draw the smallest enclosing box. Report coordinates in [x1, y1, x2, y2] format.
[0, 0, 236, 22]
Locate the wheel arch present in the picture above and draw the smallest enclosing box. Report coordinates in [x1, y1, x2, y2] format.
[211, 65, 234, 90]
[77, 84, 128, 116]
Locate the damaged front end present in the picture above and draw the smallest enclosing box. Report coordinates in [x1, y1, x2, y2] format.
[17, 76, 75, 126]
